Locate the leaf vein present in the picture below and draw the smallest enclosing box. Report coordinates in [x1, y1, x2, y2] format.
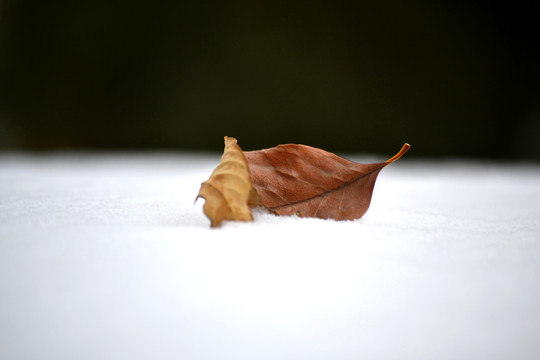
[271, 167, 382, 210]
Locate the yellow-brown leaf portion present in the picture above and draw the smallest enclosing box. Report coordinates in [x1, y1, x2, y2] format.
[196, 136, 261, 227]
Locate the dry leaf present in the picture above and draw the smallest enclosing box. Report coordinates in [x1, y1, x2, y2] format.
[244, 143, 410, 220]
[196, 136, 262, 227]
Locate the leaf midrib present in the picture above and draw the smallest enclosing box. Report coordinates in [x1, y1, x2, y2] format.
[270, 165, 385, 210]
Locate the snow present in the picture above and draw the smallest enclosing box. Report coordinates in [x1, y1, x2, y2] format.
[1, 152, 539, 360]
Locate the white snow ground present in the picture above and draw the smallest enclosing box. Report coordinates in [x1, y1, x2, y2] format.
[1, 152, 539, 360]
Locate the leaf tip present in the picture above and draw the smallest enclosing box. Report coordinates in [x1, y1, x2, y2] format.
[224, 136, 238, 147]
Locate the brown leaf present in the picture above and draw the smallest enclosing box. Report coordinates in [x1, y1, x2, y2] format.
[244, 143, 410, 220]
[196, 136, 262, 227]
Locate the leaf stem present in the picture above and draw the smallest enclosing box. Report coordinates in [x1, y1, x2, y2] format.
[385, 143, 411, 164]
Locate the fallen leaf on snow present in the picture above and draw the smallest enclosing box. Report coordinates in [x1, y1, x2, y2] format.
[196, 136, 262, 227]
[197, 137, 409, 227]
[244, 142, 410, 220]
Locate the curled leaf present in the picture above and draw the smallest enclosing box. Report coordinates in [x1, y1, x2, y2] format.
[244, 143, 410, 220]
[197, 136, 262, 227]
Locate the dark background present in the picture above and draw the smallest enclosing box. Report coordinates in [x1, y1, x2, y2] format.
[1, 1, 539, 159]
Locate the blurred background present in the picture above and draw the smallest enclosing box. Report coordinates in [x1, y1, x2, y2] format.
[0, 0, 539, 159]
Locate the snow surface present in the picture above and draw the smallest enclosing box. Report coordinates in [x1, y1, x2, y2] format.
[1, 152, 539, 360]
